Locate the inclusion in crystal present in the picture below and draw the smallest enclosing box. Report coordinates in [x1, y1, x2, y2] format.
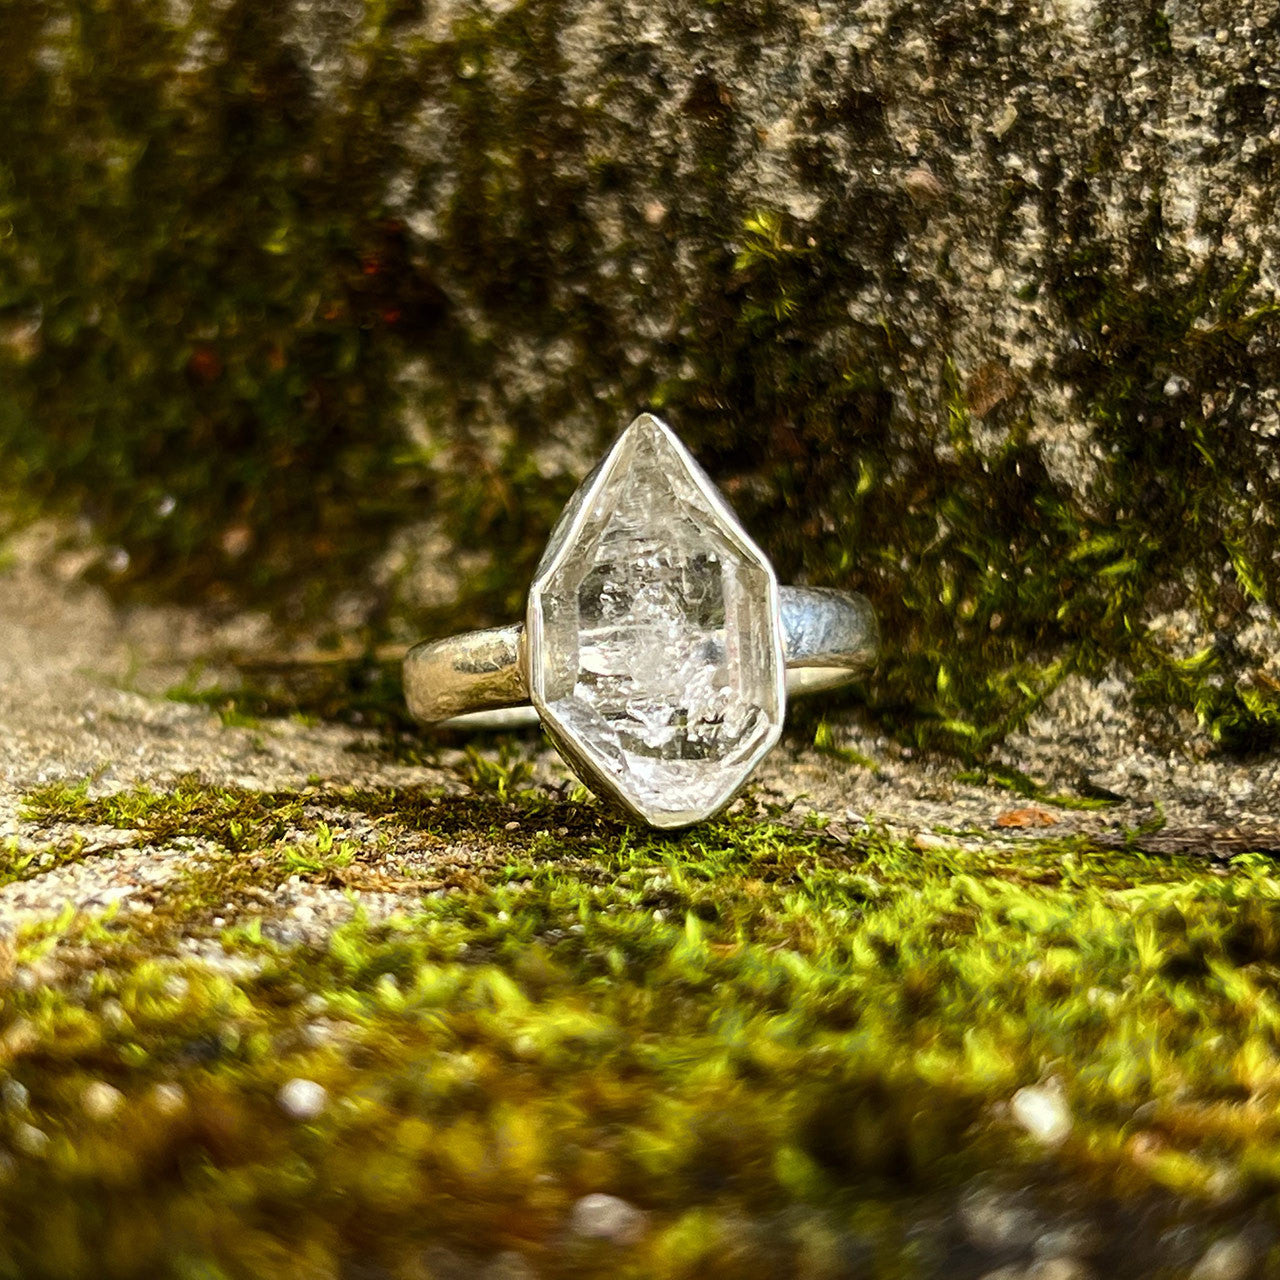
[527, 414, 784, 826]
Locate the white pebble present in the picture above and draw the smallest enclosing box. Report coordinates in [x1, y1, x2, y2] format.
[1027, 1257, 1093, 1280]
[149, 1082, 188, 1116]
[961, 1188, 1040, 1251]
[569, 1193, 647, 1245]
[163, 974, 190, 1000]
[1190, 1236, 1257, 1280]
[14, 1123, 49, 1156]
[1011, 1083, 1072, 1146]
[277, 1078, 328, 1121]
[1, 1079, 30, 1111]
[914, 832, 949, 850]
[81, 1081, 125, 1121]
[482, 1251, 536, 1280]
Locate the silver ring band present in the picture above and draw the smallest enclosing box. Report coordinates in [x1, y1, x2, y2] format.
[405, 585, 877, 730]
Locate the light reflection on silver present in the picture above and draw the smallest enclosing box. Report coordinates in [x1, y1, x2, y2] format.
[409, 588, 880, 732]
[405, 588, 877, 729]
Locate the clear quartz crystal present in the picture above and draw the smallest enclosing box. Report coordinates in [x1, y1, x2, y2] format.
[529, 415, 783, 825]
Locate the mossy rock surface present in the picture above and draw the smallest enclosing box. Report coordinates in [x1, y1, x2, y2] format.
[12, 776, 1280, 1279]
[2, 548, 1280, 1277]
[2, 0, 1279, 752]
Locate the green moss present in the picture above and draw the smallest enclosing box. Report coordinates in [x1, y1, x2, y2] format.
[6, 776, 1280, 1274]
[0, 833, 99, 888]
[24, 776, 311, 852]
[953, 764, 1119, 812]
[1041, 251, 1280, 754]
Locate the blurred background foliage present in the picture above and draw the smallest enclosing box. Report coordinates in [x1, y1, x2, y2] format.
[1, 0, 1278, 756]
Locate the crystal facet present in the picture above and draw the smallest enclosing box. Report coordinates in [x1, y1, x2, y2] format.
[527, 414, 785, 827]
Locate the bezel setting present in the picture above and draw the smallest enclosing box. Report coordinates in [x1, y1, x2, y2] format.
[524, 413, 787, 828]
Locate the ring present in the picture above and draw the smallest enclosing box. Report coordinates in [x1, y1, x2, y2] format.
[404, 414, 877, 828]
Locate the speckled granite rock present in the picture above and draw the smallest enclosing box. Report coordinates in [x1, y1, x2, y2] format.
[1, 0, 1278, 753]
